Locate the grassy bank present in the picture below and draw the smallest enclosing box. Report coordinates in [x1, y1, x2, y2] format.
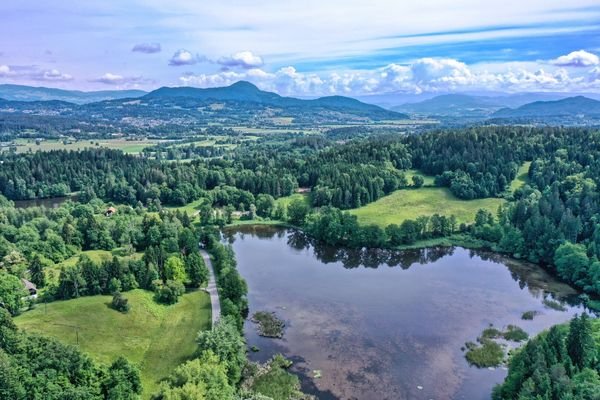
[15, 289, 211, 398]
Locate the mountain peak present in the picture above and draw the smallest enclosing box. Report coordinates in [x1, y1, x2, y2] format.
[228, 80, 260, 91]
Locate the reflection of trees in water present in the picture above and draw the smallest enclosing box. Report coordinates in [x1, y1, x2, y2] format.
[306, 234, 455, 270]
[226, 225, 586, 308]
[470, 249, 584, 308]
[229, 226, 456, 270]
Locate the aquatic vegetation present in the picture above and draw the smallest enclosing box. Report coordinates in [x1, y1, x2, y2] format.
[251, 311, 286, 338]
[521, 310, 538, 320]
[465, 340, 505, 368]
[503, 325, 529, 342]
[543, 299, 567, 311]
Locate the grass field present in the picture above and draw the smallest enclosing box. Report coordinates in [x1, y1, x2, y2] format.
[404, 169, 436, 186]
[350, 187, 505, 227]
[274, 192, 310, 208]
[509, 161, 531, 192]
[350, 163, 531, 227]
[15, 289, 211, 398]
[166, 198, 206, 215]
[8, 138, 166, 154]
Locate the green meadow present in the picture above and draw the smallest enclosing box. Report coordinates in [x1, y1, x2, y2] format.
[15, 289, 211, 398]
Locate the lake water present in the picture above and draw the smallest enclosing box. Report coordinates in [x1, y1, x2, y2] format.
[13, 195, 77, 208]
[224, 226, 587, 400]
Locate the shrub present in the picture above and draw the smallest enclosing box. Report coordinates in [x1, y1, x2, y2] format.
[111, 291, 130, 313]
[154, 280, 185, 304]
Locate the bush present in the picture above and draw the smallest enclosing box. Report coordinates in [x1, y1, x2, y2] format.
[154, 280, 185, 304]
[111, 291, 130, 313]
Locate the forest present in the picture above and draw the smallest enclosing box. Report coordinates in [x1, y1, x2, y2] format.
[3, 124, 600, 398]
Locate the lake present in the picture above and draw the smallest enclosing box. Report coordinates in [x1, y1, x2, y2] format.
[224, 226, 587, 400]
[13, 195, 77, 208]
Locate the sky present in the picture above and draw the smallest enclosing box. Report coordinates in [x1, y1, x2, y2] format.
[1, 0, 600, 97]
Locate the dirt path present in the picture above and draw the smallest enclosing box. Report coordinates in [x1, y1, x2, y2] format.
[200, 249, 221, 328]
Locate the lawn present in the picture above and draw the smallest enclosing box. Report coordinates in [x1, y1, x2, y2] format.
[350, 187, 505, 227]
[15, 289, 211, 398]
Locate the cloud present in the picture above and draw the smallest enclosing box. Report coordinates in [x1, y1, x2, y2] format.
[0, 65, 12, 76]
[31, 68, 73, 82]
[169, 49, 198, 66]
[178, 55, 600, 96]
[91, 72, 150, 86]
[551, 50, 599, 67]
[132, 42, 162, 54]
[217, 51, 264, 69]
[0, 65, 73, 81]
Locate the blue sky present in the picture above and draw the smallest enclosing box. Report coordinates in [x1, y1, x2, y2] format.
[0, 0, 599, 96]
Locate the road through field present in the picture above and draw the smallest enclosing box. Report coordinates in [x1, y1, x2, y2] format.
[200, 249, 221, 328]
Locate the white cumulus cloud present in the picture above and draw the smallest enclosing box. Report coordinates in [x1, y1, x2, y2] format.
[0, 65, 11, 76]
[551, 50, 600, 67]
[218, 51, 264, 69]
[177, 55, 600, 96]
[169, 49, 198, 66]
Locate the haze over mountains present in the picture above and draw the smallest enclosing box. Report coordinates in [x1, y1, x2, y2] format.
[0, 84, 147, 104]
[0, 81, 406, 131]
[1, 81, 600, 123]
[492, 96, 600, 119]
[391, 93, 600, 118]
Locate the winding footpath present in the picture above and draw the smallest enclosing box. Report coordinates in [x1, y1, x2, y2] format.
[200, 249, 221, 328]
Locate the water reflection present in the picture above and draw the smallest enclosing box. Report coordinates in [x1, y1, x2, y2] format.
[224, 225, 583, 307]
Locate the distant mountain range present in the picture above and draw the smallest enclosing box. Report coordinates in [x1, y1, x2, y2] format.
[0, 84, 147, 104]
[392, 94, 505, 117]
[3, 82, 599, 126]
[0, 82, 406, 131]
[143, 81, 398, 116]
[390, 93, 600, 119]
[491, 96, 600, 119]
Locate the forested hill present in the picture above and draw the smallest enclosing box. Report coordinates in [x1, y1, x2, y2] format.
[492, 96, 600, 118]
[0, 81, 407, 131]
[0, 84, 146, 104]
[143, 81, 403, 117]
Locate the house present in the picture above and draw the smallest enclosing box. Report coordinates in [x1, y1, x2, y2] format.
[22, 279, 37, 298]
[105, 206, 117, 217]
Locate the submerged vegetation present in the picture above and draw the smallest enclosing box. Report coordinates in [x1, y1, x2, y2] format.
[251, 311, 286, 338]
[521, 310, 538, 320]
[465, 339, 505, 368]
[465, 324, 529, 368]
